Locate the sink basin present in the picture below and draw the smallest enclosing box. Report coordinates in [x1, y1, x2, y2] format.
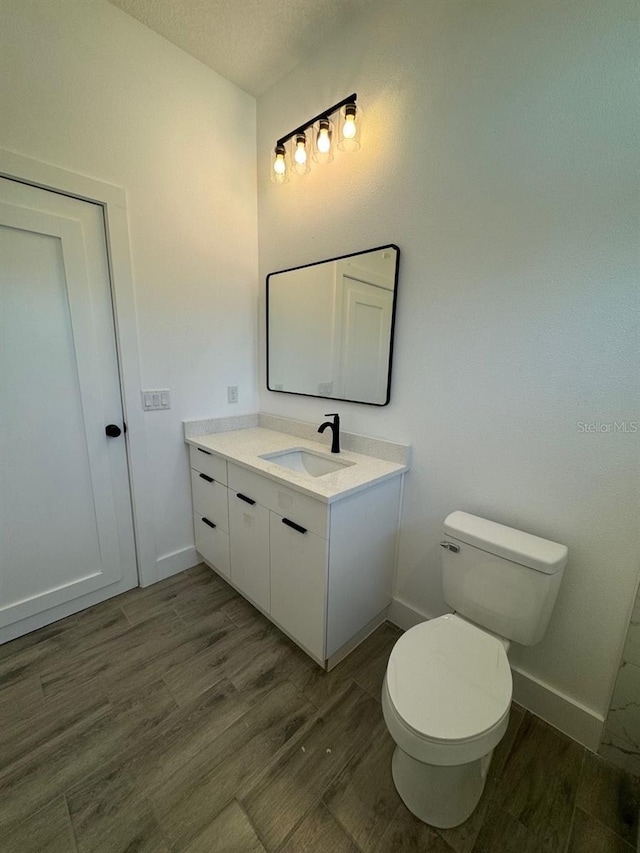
[260, 448, 354, 478]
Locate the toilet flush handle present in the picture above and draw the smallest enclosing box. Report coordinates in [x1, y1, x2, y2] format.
[439, 541, 460, 553]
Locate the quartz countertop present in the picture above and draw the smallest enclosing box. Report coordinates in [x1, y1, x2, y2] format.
[186, 427, 408, 503]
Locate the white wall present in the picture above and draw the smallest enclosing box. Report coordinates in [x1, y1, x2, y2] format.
[0, 0, 258, 578]
[257, 0, 639, 725]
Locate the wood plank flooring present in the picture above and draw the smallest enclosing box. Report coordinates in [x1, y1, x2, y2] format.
[0, 564, 638, 853]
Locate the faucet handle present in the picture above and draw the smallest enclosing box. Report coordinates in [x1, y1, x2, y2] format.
[324, 413, 339, 418]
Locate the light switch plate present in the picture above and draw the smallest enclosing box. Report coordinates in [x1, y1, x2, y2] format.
[142, 389, 170, 411]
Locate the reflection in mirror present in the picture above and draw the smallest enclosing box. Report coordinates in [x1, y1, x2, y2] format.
[267, 245, 399, 406]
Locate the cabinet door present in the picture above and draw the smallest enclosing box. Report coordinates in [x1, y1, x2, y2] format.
[228, 490, 270, 612]
[270, 513, 328, 661]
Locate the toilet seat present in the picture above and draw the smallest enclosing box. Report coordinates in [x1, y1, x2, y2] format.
[382, 614, 513, 766]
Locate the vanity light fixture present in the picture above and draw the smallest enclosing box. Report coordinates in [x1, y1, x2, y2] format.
[271, 93, 360, 184]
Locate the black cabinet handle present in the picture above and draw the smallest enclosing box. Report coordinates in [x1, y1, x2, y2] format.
[237, 493, 255, 506]
[202, 517, 216, 529]
[199, 473, 214, 483]
[197, 447, 212, 456]
[282, 517, 307, 535]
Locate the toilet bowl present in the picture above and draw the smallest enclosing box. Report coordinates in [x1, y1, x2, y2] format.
[382, 613, 512, 828]
[381, 510, 568, 829]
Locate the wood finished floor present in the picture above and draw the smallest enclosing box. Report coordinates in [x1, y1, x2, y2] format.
[1, 565, 638, 853]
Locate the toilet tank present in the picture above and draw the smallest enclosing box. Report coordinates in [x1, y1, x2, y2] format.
[441, 511, 568, 645]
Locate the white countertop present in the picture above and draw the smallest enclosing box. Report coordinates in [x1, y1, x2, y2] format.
[186, 427, 408, 503]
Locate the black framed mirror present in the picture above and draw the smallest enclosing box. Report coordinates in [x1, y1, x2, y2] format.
[266, 244, 399, 406]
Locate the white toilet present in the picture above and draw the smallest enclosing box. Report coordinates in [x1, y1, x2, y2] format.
[382, 511, 568, 829]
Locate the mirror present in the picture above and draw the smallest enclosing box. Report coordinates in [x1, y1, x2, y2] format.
[266, 244, 400, 406]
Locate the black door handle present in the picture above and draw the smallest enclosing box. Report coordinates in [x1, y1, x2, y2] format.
[105, 424, 122, 438]
[282, 517, 307, 535]
[202, 517, 216, 529]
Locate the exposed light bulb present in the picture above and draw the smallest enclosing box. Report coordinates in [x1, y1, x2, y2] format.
[272, 143, 287, 180]
[338, 103, 360, 152]
[313, 118, 334, 164]
[271, 144, 288, 183]
[317, 126, 331, 154]
[294, 135, 307, 165]
[342, 118, 356, 139]
[343, 107, 357, 139]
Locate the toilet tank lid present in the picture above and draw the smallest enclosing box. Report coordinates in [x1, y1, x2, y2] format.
[444, 511, 568, 574]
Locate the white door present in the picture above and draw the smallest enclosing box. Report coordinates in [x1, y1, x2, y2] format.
[339, 275, 393, 403]
[0, 177, 138, 641]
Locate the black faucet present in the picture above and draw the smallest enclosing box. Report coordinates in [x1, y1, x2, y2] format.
[318, 413, 340, 454]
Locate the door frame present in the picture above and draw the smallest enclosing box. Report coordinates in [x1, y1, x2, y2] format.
[0, 148, 156, 588]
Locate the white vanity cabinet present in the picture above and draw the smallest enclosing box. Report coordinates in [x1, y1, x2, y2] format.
[189, 445, 404, 668]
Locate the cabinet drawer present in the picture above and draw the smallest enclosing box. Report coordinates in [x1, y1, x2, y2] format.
[191, 471, 228, 532]
[270, 513, 328, 661]
[194, 512, 230, 579]
[189, 445, 227, 484]
[228, 462, 328, 539]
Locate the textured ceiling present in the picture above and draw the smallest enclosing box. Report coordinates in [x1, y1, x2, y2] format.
[107, 0, 370, 97]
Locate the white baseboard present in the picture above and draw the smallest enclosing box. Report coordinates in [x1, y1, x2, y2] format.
[510, 666, 604, 752]
[387, 596, 604, 752]
[154, 546, 201, 582]
[387, 595, 438, 629]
